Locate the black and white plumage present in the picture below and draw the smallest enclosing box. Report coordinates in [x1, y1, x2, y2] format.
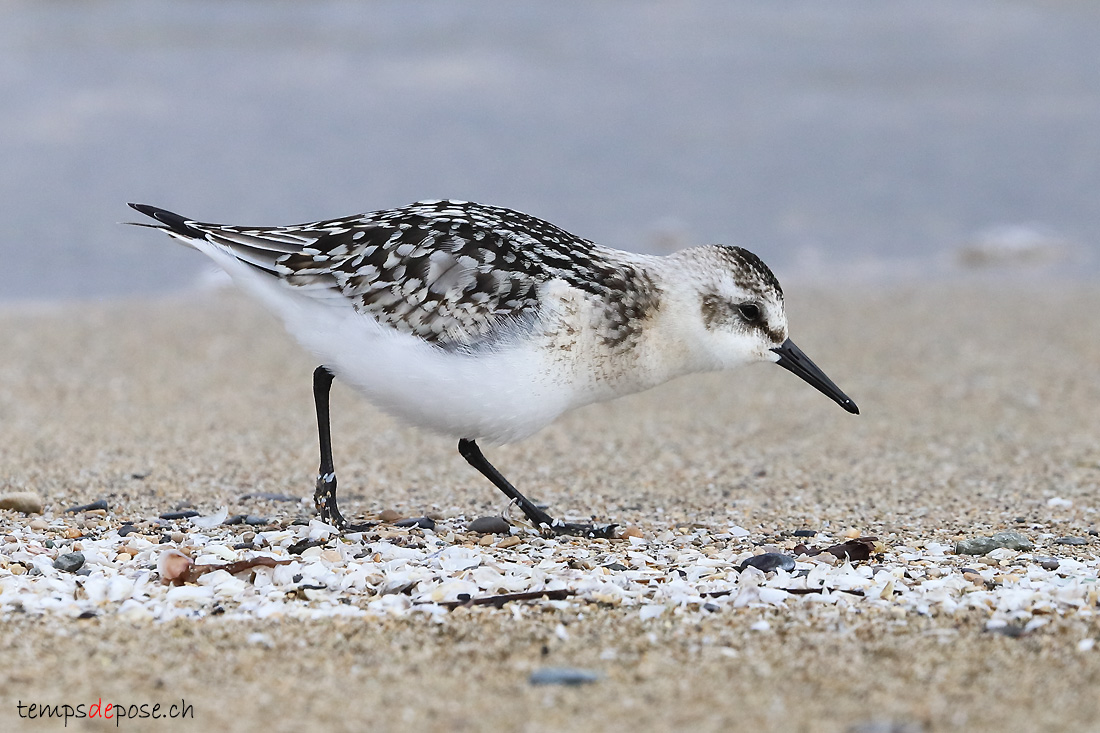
[130, 199, 858, 535]
[144, 200, 663, 350]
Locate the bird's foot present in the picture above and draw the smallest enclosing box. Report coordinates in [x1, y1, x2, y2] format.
[513, 501, 617, 539]
[314, 472, 374, 534]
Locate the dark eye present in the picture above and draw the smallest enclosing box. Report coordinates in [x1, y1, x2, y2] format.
[738, 302, 762, 321]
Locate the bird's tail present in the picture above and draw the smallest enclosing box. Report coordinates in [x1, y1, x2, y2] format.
[126, 203, 208, 245]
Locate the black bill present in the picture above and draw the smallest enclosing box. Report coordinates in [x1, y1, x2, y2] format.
[770, 339, 859, 415]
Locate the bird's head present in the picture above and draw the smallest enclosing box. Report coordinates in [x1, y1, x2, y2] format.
[672, 244, 859, 415]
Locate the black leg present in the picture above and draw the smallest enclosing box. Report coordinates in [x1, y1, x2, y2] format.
[457, 439, 616, 539]
[313, 366, 371, 532]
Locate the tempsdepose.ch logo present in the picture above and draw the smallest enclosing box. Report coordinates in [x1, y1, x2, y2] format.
[16, 698, 194, 726]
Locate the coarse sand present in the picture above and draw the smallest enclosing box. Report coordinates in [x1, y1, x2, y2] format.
[1, 279, 1098, 732]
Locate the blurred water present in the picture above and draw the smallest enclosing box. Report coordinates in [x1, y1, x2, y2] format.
[2, 0, 1099, 301]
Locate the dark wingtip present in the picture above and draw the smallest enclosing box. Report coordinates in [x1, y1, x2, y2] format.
[127, 203, 206, 240]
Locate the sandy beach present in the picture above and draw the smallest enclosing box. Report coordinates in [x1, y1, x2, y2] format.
[1, 279, 1099, 732]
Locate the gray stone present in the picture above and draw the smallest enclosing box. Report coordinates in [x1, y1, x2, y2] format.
[1038, 557, 1060, 571]
[954, 538, 998, 555]
[739, 552, 796, 573]
[395, 516, 435, 530]
[53, 552, 85, 573]
[1055, 536, 1088, 545]
[529, 667, 601, 686]
[64, 499, 108, 513]
[225, 514, 269, 526]
[160, 510, 199, 520]
[0, 492, 45, 514]
[467, 516, 511, 534]
[955, 530, 1033, 555]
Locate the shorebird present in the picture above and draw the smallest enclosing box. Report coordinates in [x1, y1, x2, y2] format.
[129, 199, 858, 537]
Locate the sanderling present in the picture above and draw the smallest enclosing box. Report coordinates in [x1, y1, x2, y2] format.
[129, 199, 858, 537]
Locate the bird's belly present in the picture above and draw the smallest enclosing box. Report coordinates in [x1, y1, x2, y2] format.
[279, 300, 573, 444]
[337, 344, 574, 445]
[217, 255, 642, 444]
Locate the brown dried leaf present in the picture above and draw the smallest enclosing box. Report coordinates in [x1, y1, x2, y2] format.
[793, 536, 880, 562]
[823, 537, 878, 562]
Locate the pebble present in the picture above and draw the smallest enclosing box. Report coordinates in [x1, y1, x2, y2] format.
[619, 525, 644, 539]
[792, 529, 816, 537]
[739, 552, 795, 573]
[225, 514, 271, 526]
[467, 516, 510, 534]
[2, 499, 1100, 635]
[1055, 536, 1088, 546]
[64, 499, 108, 513]
[954, 531, 1034, 555]
[157, 549, 193, 583]
[160, 510, 200, 520]
[0, 492, 45, 514]
[53, 552, 86, 573]
[288, 539, 325, 555]
[378, 509, 403, 522]
[528, 667, 601, 686]
[64, 527, 82, 539]
[395, 516, 435, 530]
[29, 518, 50, 531]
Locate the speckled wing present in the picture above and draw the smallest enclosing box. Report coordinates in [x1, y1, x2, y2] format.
[178, 202, 559, 350]
[136, 200, 660, 350]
